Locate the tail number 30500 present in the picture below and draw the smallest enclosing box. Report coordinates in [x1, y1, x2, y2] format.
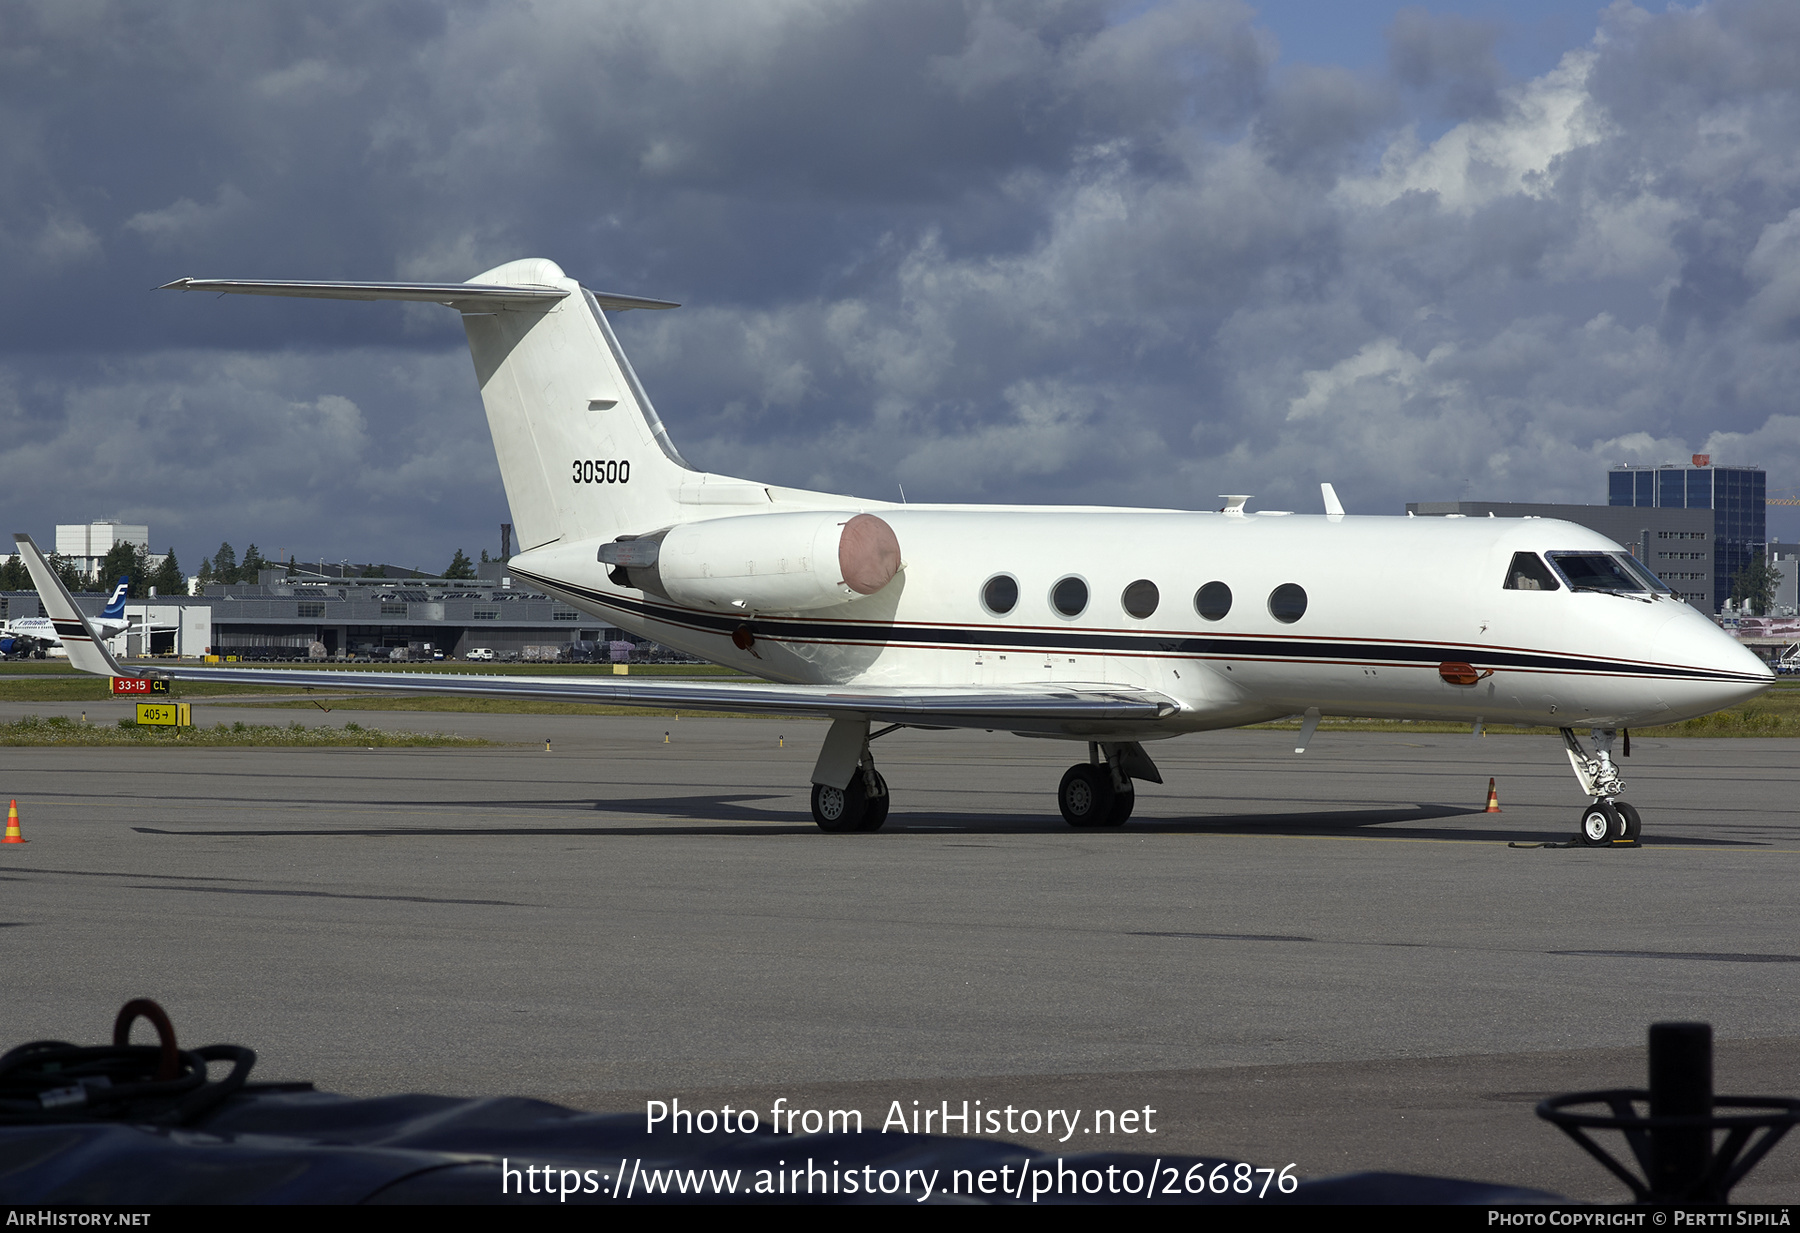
[573, 459, 630, 484]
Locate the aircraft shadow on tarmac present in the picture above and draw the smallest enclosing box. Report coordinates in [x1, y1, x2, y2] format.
[133, 794, 1766, 845]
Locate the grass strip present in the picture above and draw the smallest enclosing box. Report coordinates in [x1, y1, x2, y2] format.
[0, 714, 496, 747]
[1250, 698, 1800, 738]
[235, 695, 774, 719]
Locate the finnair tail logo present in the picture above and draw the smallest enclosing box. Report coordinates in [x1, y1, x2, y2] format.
[102, 578, 129, 618]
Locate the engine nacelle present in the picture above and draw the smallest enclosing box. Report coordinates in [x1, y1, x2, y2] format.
[606, 511, 902, 613]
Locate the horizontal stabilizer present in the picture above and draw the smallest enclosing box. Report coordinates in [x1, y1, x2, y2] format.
[158, 278, 680, 313]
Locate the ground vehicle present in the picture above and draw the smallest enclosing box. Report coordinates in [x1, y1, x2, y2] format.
[465, 647, 495, 661]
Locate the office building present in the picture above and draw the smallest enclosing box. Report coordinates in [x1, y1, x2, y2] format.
[54, 521, 168, 578]
[1608, 458, 1765, 612]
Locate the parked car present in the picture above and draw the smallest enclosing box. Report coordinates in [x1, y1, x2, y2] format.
[465, 647, 495, 661]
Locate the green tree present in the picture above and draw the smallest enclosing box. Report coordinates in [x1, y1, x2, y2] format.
[359, 563, 386, 578]
[50, 554, 89, 592]
[444, 548, 476, 579]
[0, 554, 28, 591]
[96, 541, 153, 597]
[212, 542, 237, 583]
[240, 543, 267, 583]
[479, 549, 490, 563]
[1731, 552, 1782, 617]
[151, 549, 185, 596]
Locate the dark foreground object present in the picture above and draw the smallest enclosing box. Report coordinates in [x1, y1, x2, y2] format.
[1538, 1021, 1800, 1203]
[0, 1001, 1555, 1204]
[0, 1086, 1560, 1205]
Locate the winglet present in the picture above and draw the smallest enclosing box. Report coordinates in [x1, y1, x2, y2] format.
[12, 534, 127, 678]
[1321, 483, 1346, 519]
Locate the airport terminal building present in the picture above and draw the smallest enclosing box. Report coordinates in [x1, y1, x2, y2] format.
[2, 572, 640, 661]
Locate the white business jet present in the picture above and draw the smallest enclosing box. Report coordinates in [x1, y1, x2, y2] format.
[16, 258, 1771, 842]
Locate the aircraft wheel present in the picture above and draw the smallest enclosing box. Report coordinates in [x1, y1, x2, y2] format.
[812, 778, 868, 833]
[1104, 787, 1135, 828]
[1613, 800, 1642, 844]
[1578, 801, 1620, 847]
[1059, 764, 1114, 828]
[860, 771, 890, 832]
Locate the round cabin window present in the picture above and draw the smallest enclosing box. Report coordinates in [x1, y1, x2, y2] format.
[1268, 583, 1307, 624]
[982, 574, 1019, 616]
[1121, 579, 1159, 619]
[1194, 581, 1232, 621]
[1051, 576, 1089, 618]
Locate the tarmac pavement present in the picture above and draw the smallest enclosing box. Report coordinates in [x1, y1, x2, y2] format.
[3, 700, 1796, 1202]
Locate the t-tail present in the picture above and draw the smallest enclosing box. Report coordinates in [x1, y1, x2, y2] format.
[159, 260, 733, 552]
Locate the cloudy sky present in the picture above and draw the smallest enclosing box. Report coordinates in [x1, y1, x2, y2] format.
[4, 0, 1800, 573]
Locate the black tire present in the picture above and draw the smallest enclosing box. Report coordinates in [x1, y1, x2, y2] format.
[1613, 800, 1642, 843]
[1059, 764, 1114, 828]
[812, 778, 868, 833]
[1578, 801, 1620, 847]
[860, 771, 890, 832]
[1104, 787, 1135, 828]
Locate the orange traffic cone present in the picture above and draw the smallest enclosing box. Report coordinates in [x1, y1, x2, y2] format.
[1484, 778, 1502, 813]
[2, 800, 24, 843]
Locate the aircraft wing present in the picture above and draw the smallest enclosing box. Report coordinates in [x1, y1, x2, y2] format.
[12, 534, 1176, 731]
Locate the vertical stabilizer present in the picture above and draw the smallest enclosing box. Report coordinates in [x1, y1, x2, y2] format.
[159, 261, 714, 552]
[12, 535, 124, 678]
[102, 577, 130, 621]
[459, 259, 692, 552]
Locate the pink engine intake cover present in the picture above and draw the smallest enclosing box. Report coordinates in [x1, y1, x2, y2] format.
[837, 514, 902, 596]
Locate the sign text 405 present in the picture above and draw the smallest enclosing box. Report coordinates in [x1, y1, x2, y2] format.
[572, 459, 630, 484]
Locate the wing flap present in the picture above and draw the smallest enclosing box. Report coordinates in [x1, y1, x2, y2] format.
[99, 664, 1178, 728]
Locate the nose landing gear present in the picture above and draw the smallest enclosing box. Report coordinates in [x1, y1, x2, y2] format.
[1564, 728, 1641, 847]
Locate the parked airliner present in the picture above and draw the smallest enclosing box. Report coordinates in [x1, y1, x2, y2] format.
[17, 259, 1771, 842]
[3, 577, 132, 657]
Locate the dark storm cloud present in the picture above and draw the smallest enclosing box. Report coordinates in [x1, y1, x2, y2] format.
[4, 0, 1800, 569]
[1387, 6, 1505, 119]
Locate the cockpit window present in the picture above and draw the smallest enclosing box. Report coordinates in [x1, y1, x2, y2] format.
[1616, 554, 1676, 594]
[1503, 552, 1560, 591]
[1547, 552, 1661, 594]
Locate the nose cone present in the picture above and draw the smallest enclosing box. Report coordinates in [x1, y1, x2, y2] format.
[1651, 605, 1773, 722]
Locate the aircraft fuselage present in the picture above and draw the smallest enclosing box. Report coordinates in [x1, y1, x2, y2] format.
[510, 507, 1770, 740]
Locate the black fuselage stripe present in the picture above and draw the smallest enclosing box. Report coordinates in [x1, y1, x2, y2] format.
[511, 571, 1762, 686]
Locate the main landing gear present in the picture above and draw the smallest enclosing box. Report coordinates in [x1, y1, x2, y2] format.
[810, 768, 890, 833]
[1563, 727, 1642, 847]
[1058, 742, 1163, 829]
[809, 718, 893, 833]
[807, 722, 1166, 833]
